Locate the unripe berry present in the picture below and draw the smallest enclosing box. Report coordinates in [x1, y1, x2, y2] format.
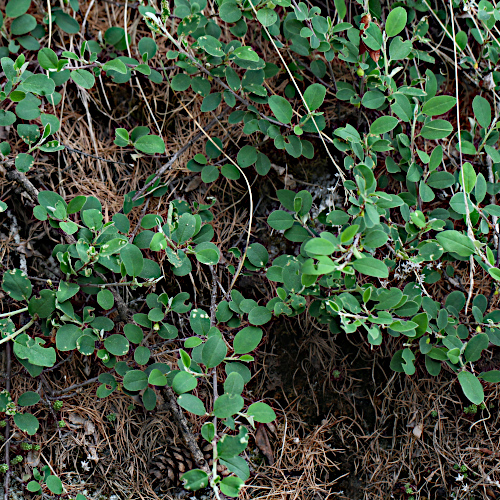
[357, 67, 364, 77]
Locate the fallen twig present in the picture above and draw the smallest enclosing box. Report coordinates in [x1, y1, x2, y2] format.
[162, 386, 211, 475]
[5, 169, 39, 203]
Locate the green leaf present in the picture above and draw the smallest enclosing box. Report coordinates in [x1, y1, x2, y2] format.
[82, 208, 103, 230]
[385, 6, 407, 37]
[351, 257, 389, 278]
[104, 334, 130, 356]
[54, 10, 80, 33]
[15, 153, 34, 173]
[257, 7, 277, 26]
[233, 46, 259, 61]
[220, 476, 245, 497]
[11, 14, 36, 35]
[220, 456, 250, 481]
[22, 74, 55, 96]
[172, 371, 198, 394]
[436, 230, 475, 257]
[190, 309, 210, 335]
[134, 346, 150, 365]
[0, 110, 16, 126]
[237, 145, 257, 168]
[46, 476, 63, 495]
[247, 402, 276, 423]
[38, 48, 58, 70]
[138, 37, 157, 60]
[6, 0, 31, 18]
[148, 368, 167, 386]
[195, 242, 220, 264]
[422, 95, 456, 116]
[233, 326, 263, 354]
[217, 427, 249, 459]
[201, 92, 222, 112]
[248, 306, 272, 326]
[214, 393, 244, 418]
[464, 333, 489, 363]
[267, 210, 294, 230]
[362, 90, 386, 109]
[479, 370, 500, 383]
[224, 372, 245, 396]
[28, 290, 56, 318]
[268, 95, 293, 124]
[120, 243, 144, 276]
[457, 371, 484, 404]
[219, 1, 242, 23]
[180, 469, 209, 491]
[198, 35, 224, 57]
[420, 120, 453, 139]
[18, 391, 40, 406]
[171, 73, 191, 91]
[246, 243, 269, 267]
[134, 135, 165, 154]
[13, 412, 39, 435]
[304, 237, 336, 256]
[459, 162, 476, 194]
[177, 394, 207, 416]
[370, 116, 398, 135]
[303, 83, 326, 111]
[70, 69, 95, 89]
[27, 481, 41, 493]
[472, 95, 491, 128]
[388, 37, 412, 60]
[363, 22, 383, 50]
[123, 370, 148, 391]
[97, 289, 114, 310]
[2, 268, 32, 301]
[56, 324, 83, 351]
[202, 336, 228, 368]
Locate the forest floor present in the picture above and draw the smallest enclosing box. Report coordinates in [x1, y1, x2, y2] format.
[1, 1, 500, 499]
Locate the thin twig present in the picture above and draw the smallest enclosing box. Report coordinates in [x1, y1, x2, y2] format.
[49, 376, 100, 396]
[64, 145, 132, 166]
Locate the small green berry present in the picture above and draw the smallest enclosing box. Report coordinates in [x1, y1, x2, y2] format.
[53, 400, 63, 411]
[357, 67, 365, 77]
[58, 420, 65, 428]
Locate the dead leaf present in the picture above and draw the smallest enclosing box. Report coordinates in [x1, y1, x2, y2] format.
[255, 426, 274, 465]
[412, 422, 423, 439]
[185, 176, 202, 192]
[368, 49, 380, 63]
[25, 450, 40, 467]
